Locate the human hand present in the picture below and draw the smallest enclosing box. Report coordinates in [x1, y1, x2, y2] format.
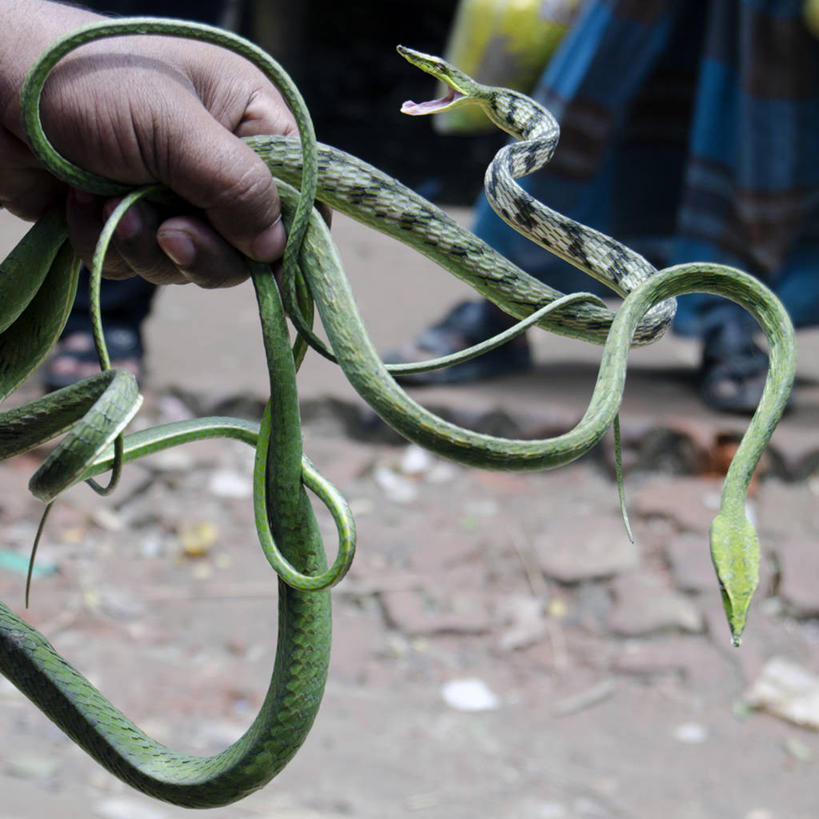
[1, 2, 297, 287]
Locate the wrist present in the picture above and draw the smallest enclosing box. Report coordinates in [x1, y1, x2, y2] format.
[0, 0, 101, 137]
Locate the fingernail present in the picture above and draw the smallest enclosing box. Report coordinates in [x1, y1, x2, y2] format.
[249, 218, 287, 262]
[157, 229, 195, 268]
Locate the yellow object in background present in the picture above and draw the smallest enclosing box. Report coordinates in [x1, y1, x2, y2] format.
[436, 0, 584, 134]
[805, 0, 819, 37]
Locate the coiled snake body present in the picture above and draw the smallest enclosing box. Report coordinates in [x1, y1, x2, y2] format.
[0, 19, 796, 808]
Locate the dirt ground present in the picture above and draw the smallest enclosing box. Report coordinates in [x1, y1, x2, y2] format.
[3, 205, 819, 819]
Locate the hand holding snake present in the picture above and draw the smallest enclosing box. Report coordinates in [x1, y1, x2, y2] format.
[0, 17, 796, 808]
[0, 0, 294, 286]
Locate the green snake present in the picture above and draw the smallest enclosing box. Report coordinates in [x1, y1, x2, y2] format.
[0, 18, 796, 808]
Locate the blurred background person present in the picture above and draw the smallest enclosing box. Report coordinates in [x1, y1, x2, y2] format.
[390, 0, 819, 414]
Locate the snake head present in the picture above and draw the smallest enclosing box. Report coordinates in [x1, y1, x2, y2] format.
[709, 510, 761, 647]
[396, 45, 482, 115]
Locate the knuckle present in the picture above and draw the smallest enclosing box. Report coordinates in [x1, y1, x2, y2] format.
[210, 163, 276, 219]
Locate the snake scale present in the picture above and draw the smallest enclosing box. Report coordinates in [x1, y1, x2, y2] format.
[0, 18, 796, 808]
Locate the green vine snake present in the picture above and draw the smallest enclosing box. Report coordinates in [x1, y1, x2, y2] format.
[0, 17, 796, 808]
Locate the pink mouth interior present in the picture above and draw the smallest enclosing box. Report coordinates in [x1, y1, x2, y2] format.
[401, 87, 464, 115]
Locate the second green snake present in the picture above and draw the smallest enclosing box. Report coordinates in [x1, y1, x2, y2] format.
[0, 18, 796, 809]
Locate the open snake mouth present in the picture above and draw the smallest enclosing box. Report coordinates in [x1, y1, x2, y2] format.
[401, 86, 465, 115]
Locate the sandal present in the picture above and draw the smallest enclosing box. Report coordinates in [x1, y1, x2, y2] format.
[699, 317, 772, 414]
[384, 300, 532, 385]
[42, 325, 145, 392]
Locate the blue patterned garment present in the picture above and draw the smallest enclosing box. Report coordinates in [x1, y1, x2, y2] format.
[472, 0, 819, 335]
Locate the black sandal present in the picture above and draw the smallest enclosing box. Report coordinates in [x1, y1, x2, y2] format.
[42, 325, 145, 392]
[700, 318, 772, 414]
[384, 300, 532, 385]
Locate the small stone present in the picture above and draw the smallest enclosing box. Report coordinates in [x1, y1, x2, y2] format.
[441, 678, 499, 711]
[399, 443, 434, 475]
[90, 506, 124, 532]
[207, 469, 252, 499]
[672, 722, 709, 744]
[373, 465, 417, 503]
[608, 571, 704, 637]
[179, 520, 218, 557]
[744, 656, 819, 730]
[534, 516, 640, 582]
[139, 532, 164, 559]
[548, 597, 569, 619]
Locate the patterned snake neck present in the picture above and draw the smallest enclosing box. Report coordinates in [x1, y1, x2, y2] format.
[482, 84, 674, 318]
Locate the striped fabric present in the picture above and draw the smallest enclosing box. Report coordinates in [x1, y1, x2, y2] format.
[472, 0, 819, 334]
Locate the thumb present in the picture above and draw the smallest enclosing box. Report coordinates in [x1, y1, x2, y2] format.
[161, 103, 287, 263]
